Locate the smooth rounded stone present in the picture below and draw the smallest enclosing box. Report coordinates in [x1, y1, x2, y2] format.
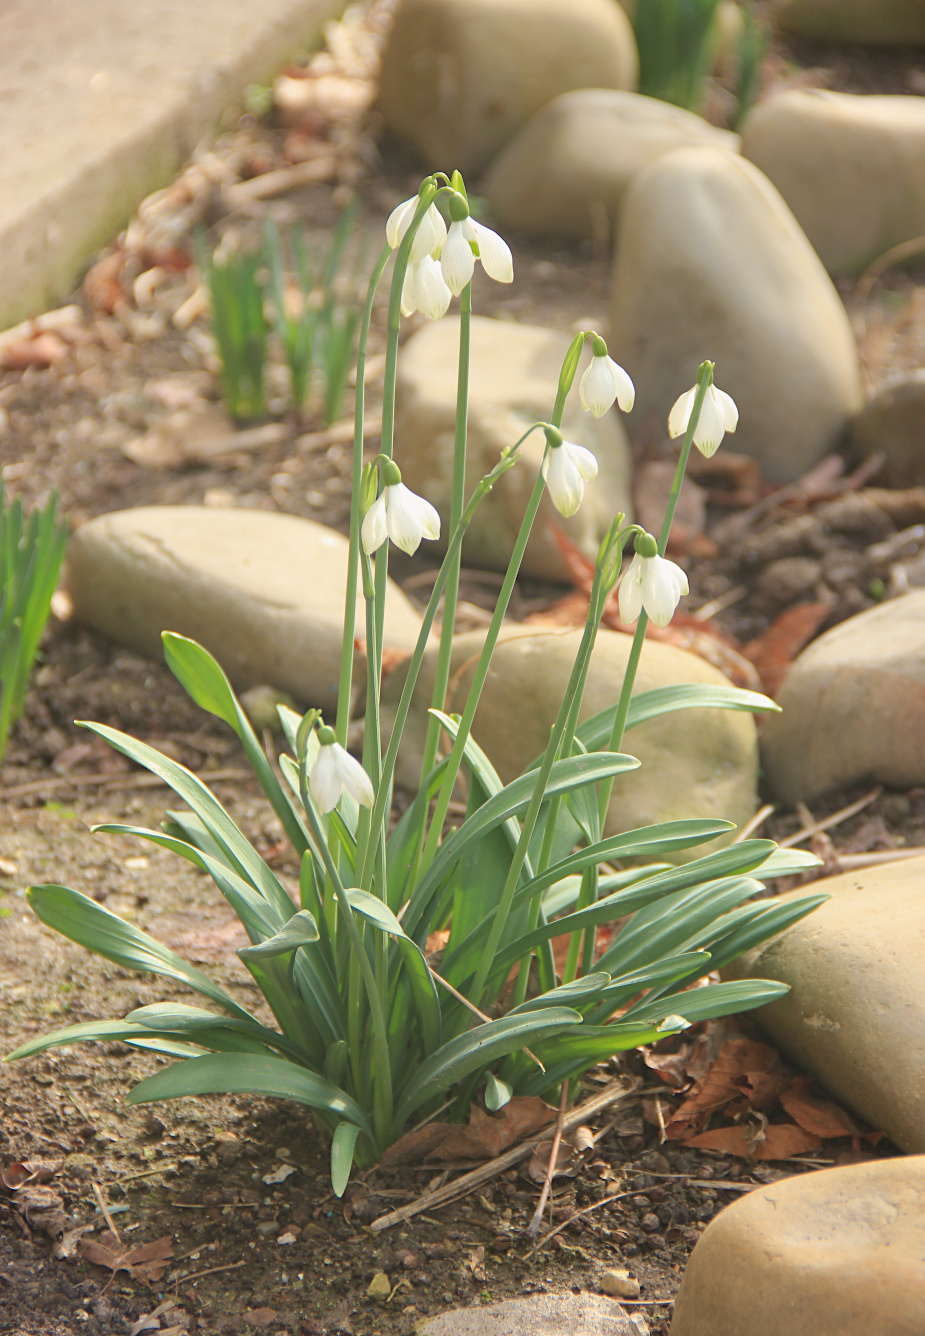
[741, 91, 925, 276]
[394, 316, 634, 582]
[65, 506, 424, 713]
[483, 90, 739, 242]
[760, 591, 925, 804]
[670, 1157, 925, 1336]
[725, 857, 925, 1153]
[378, 0, 638, 177]
[417, 1292, 649, 1336]
[609, 148, 862, 484]
[774, 0, 925, 46]
[383, 625, 758, 849]
[851, 369, 925, 487]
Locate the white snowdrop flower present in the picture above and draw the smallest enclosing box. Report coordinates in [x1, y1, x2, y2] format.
[618, 538, 689, 629]
[361, 460, 441, 556]
[309, 727, 375, 814]
[579, 337, 635, 417]
[668, 380, 738, 458]
[540, 426, 599, 518]
[439, 193, 513, 293]
[401, 254, 452, 321]
[439, 220, 476, 295]
[386, 195, 447, 262]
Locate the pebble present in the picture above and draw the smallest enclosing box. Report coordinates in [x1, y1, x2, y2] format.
[851, 369, 925, 488]
[417, 1292, 649, 1336]
[600, 1269, 640, 1299]
[367, 1272, 391, 1302]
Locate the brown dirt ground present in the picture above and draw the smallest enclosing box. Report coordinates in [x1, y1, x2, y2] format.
[1, 16, 923, 1336]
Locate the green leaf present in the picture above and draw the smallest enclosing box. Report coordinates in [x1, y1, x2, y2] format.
[623, 979, 789, 1026]
[484, 1073, 512, 1112]
[27, 886, 254, 1021]
[126, 1051, 371, 1136]
[508, 972, 611, 1016]
[573, 683, 779, 756]
[753, 848, 824, 879]
[238, 909, 320, 960]
[92, 823, 208, 873]
[345, 888, 406, 938]
[331, 1121, 360, 1198]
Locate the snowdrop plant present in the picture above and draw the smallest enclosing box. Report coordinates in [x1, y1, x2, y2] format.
[8, 173, 827, 1196]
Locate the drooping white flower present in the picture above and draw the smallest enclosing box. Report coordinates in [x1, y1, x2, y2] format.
[439, 191, 514, 294]
[668, 382, 738, 458]
[401, 254, 452, 320]
[309, 730, 375, 815]
[386, 196, 447, 262]
[618, 551, 689, 629]
[439, 220, 476, 295]
[362, 481, 441, 556]
[579, 342, 635, 418]
[540, 428, 599, 517]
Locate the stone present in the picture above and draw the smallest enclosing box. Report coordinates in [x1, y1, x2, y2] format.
[383, 625, 759, 849]
[418, 1292, 648, 1336]
[670, 1157, 925, 1336]
[378, 0, 638, 177]
[600, 1269, 641, 1299]
[65, 506, 424, 713]
[394, 316, 634, 582]
[0, 0, 341, 329]
[760, 591, 925, 803]
[483, 90, 738, 243]
[609, 148, 862, 484]
[725, 857, 925, 1154]
[741, 91, 925, 276]
[774, 0, 925, 47]
[851, 369, 925, 488]
[366, 1272, 391, 1302]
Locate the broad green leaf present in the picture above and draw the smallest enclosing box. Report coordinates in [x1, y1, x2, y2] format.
[753, 847, 824, 879]
[508, 972, 611, 1016]
[345, 888, 406, 938]
[622, 978, 789, 1026]
[238, 910, 320, 960]
[514, 1019, 689, 1094]
[576, 683, 780, 752]
[677, 892, 829, 979]
[126, 1002, 304, 1058]
[27, 885, 254, 1020]
[125, 1051, 371, 1135]
[5, 1017, 273, 1062]
[92, 823, 208, 873]
[331, 1120, 360, 1197]
[393, 1007, 582, 1127]
[484, 1072, 512, 1112]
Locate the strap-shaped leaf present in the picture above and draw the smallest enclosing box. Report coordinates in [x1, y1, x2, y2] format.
[753, 847, 823, 879]
[5, 1016, 274, 1062]
[27, 885, 254, 1020]
[162, 633, 311, 858]
[507, 972, 611, 1016]
[238, 910, 320, 960]
[621, 978, 789, 1026]
[393, 1006, 582, 1127]
[331, 1121, 361, 1198]
[125, 1051, 371, 1135]
[92, 823, 208, 872]
[514, 1019, 689, 1095]
[126, 1002, 307, 1060]
[578, 683, 780, 752]
[485, 1072, 512, 1111]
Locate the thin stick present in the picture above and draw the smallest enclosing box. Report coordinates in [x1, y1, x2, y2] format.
[525, 1190, 639, 1259]
[734, 804, 774, 843]
[369, 1080, 635, 1232]
[779, 787, 880, 848]
[91, 1183, 120, 1243]
[430, 969, 544, 1071]
[525, 1081, 569, 1239]
[173, 1259, 247, 1284]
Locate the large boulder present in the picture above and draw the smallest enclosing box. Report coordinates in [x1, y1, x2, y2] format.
[670, 1157, 925, 1336]
[741, 91, 925, 276]
[609, 148, 862, 484]
[383, 624, 759, 849]
[726, 856, 925, 1154]
[773, 0, 925, 46]
[420, 1293, 648, 1336]
[483, 90, 739, 242]
[378, 0, 638, 177]
[66, 507, 424, 713]
[851, 369, 925, 488]
[761, 591, 925, 804]
[393, 316, 634, 582]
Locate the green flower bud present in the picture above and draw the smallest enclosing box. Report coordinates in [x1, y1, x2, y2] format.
[381, 457, 402, 487]
[591, 334, 608, 358]
[543, 424, 564, 450]
[448, 191, 470, 223]
[634, 531, 659, 559]
[317, 724, 337, 747]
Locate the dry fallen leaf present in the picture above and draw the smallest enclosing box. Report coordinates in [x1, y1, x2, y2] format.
[779, 1076, 861, 1140]
[12, 1184, 67, 1238]
[380, 1097, 555, 1167]
[665, 1038, 783, 1142]
[686, 1122, 823, 1160]
[242, 1309, 279, 1329]
[741, 601, 831, 697]
[80, 1230, 173, 1283]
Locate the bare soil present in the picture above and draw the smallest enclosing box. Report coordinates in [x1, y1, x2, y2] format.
[0, 16, 922, 1336]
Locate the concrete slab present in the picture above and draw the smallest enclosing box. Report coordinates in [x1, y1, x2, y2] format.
[0, 0, 342, 330]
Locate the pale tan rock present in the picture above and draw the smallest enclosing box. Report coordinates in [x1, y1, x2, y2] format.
[760, 591, 925, 804]
[66, 507, 424, 713]
[419, 1292, 648, 1336]
[609, 148, 862, 484]
[852, 369, 925, 487]
[725, 857, 925, 1154]
[394, 316, 634, 582]
[670, 1157, 925, 1336]
[741, 91, 925, 276]
[383, 625, 758, 849]
[378, 0, 638, 177]
[483, 90, 738, 242]
[600, 1269, 641, 1299]
[774, 0, 925, 46]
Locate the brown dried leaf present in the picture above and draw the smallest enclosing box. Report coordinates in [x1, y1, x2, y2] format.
[665, 1038, 782, 1141]
[686, 1122, 823, 1160]
[380, 1097, 555, 1167]
[12, 1184, 67, 1237]
[0, 331, 71, 369]
[80, 1230, 173, 1283]
[742, 601, 831, 697]
[779, 1076, 861, 1139]
[84, 251, 129, 314]
[243, 1309, 280, 1329]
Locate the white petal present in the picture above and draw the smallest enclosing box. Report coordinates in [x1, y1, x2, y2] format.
[608, 357, 636, 412]
[470, 221, 513, 283]
[440, 222, 476, 295]
[385, 483, 441, 554]
[641, 556, 689, 628]
[426, 204, 447, 256]
[716, 387, 738, 432]
[361, 494, 389, 554]
[309, 745, 342, 814]
[579, 357, 615, 418]
[400, 262, 420, 317]
[617, 554, 645, 625]
[692, 386, 727, 457]
[386, 197, 415, 249]
[667, 386, 695, 439]
[412, 255, 451, 321]
[410, 208, 438, 262]
[565, 440, 598, 482]
[542, 447, 585, 517]
[332, 744, 375, 809]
